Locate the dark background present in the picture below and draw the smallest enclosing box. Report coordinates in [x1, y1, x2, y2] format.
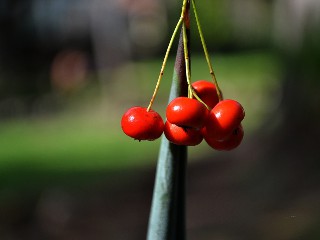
[0, 0, 320, 239]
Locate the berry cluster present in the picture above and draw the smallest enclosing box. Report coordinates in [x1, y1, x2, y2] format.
[120, 0, 245, 151]
[121, 80, 245, 151]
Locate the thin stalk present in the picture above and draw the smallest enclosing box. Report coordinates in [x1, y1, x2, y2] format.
[182, 17, 210, 109]
[147, 0, 189, 111]
[147, 17, 183, 111]
[182, 23, 192, 98]
[191, 0, 223, 101]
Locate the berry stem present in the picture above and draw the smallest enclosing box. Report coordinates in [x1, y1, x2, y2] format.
[182, 0, 210, 110]
[183, 24, 210, 109]
[192, 88, 210, 109]
[191, 0, 223, 101]
[182, 23, 192, 99]
[147, 0, 189, 112]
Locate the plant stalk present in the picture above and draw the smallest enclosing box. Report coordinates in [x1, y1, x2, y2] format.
[146, 1, 190, 239]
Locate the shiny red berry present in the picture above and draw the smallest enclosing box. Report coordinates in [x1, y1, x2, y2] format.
[204, 99, 245, 140]
[164, 121, 203, 146]
[166, 97, 209, 129]
[121, 106, 164, 141]
[203, 124, 244, 151]
[192, 80, 220, 109]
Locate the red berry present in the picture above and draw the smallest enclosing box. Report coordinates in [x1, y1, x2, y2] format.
[166, 97, 209, 129]
[204, 99, 245, 140]
[121, 106, 164, 141]
[192, 80, 220, 109]
[203, 124, 244, 151]
[164, 121, 203, 146]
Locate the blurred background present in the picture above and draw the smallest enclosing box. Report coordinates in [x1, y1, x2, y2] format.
[0, 0, 320, 239]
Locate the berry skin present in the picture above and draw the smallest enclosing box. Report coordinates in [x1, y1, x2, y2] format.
[166, 97, 209, 129]
[204, 99, 245, 140]
[164, 121, 203, 146]
[192, 80, 220, 109]
[121, 106, 164, 141]
[203, 124, 244, 151]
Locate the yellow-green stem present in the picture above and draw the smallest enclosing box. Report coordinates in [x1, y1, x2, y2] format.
[182, 23, 192, 98]
[191, 88, 210, 109]
[146, 18, 183, 111]
[182, 12, 210, 109]
[191, 0, 223, 101]
[147, 0, 188, 111]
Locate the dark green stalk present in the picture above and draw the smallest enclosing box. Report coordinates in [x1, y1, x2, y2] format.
[146, 2, 190, 239]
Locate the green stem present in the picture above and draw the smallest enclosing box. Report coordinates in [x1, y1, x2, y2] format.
[182, 22, 192, 99]
[181, 1, 210, 109]
[147, 0, 188, 111]
[183, 23, 210, 109]
[191, 0, 223, 101]
[147, 18, 183, 111]
[192, 88, 210, 109]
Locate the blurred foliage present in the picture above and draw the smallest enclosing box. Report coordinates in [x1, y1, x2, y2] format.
[0, 51, 281, 184]
[166, 0, 273, 51]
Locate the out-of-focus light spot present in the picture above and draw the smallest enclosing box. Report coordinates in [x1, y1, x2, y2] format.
[50, 49, 89, 93]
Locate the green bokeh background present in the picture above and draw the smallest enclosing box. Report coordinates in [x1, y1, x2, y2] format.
[1, 0, 319, 239]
